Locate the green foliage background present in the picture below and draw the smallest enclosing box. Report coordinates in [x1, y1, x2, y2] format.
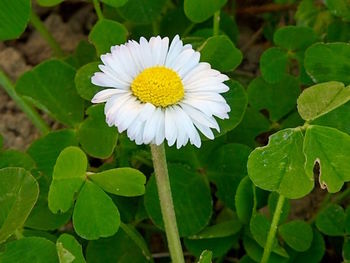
[1, 0, 350, 262]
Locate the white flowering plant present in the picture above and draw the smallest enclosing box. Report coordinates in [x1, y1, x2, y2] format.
[1, 0, 350, 263]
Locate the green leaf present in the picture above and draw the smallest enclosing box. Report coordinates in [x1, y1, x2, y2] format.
[260, 48, 288, 84]
[344, 238, 350, 262]
[16, 60, 84, 126]
[89, 168, 146, 197]
[48, 147, 87, 214]
[37, 0, 63, 6]
[316, 204, 345, 236]
[86, 227, 148, 263]
[279, 220, 313, 252]
[75, 62, 102, 101]
[291, 229, 325, 263]
[189, 220, 242, 239]
[184, 235, 238, 258]
[88, 19, 128, 55]
[199, 35, 242, 72]
[312, 101, 350, 135]
[198, 250, 212, 263]
[305, 43, 350, 85]
[0, 150, 35, 170]
[25, 175, 71, 231]
[243, 236, 289, 263]
[0, 0, 31, 40]
[304, 125, 350, 193]
[215, 80, 247, 137]
[227, 107, 270, 147]
[118, 0, 167, 24]
[208, 143, 251, 209]
[57, 234, 86, 263]
[144, 164, 212, 237]
[345, 207, 350, 234]
[273, 26, 317, 50]
[0, 237, 59, 263]
[327, 20, 350, 42]
[119, 223, 153, 261]
[184, 0, 227, 23]
[297, 81, 350, 121]
[25, 197, 71, 231]
[0, 168, 39, 243]
[160, 6, 191, 39]
[235, 176, 254, 224]
[250, 214, 288, 258]
[248, 76, 300, 121]
[57, 242, 75, 263]
[248, 128, 314, 199]
[280, 111, 304, 130]
[73, 180, 120, 240]
[239, 255, 256, 263]
[72, 40, 97, 68]
[100, 0, 128, 8]
[27, 129, 78, 176]
[325, 0, 350, 20]
[77, 105, 118, 158]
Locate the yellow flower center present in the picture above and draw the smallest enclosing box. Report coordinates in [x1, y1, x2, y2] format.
[131, 66, 185, 107]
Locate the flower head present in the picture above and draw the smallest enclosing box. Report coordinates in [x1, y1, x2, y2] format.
[91, 35, 230, 148]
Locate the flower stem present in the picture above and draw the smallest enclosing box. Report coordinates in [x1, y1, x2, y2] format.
[92, 0, 104, 20]
[150, 144, 185, 263]
[213, 10, 220, 36]
[29, 10, 64, 58]
[0, 70, 50, 135]
[261, 194, 285, 263]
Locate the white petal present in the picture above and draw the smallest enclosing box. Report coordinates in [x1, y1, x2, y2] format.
[114, 98, 142, 132]
[185, 83, 229, 93]
[185, 92, 227, 103]
[91, 72, 127, 89]
[104, 93, 131, 126]
[165, 35, 184, 67]
[91, 88, 127, 103]
[176, 51, 200, 78]
[193, 120, 215, 140]
[170, 48, 200, 78]
[155, 109, 165, 145]
[180, 103, 219, 131]
[159, 37, 169, 66]
[127, 40, 146, 73]
[165, 107, 177, 146]
[101, 53, 133, 83]
[143, 107, 162, 144]
[173, 105, 201, 148]
[140, 37, 153, 68]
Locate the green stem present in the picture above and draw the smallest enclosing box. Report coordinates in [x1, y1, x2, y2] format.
[0, 70, 50, 135]
[14, 229, 24, 240]
[150, 144, 185, 263]
[29, 10, 64, 58]
[213, 10, 220, 36]
[261, 194, 285, 263]
[182, 23, 195, 37]
[92, 0, 104, 20]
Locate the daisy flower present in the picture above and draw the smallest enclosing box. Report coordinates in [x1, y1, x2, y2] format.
[91, 35, 230, 148]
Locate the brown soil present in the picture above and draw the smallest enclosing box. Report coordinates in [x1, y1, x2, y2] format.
[0, 3, 94, 149]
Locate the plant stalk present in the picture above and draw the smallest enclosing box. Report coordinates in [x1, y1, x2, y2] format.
[150, 143, 185, 263]
[213, 10, 220, 36]
[260, 194, 285, 263]
[92, 0, 104, 20]
[29, 10, 64, 58]
[0, 70, 50, 135]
